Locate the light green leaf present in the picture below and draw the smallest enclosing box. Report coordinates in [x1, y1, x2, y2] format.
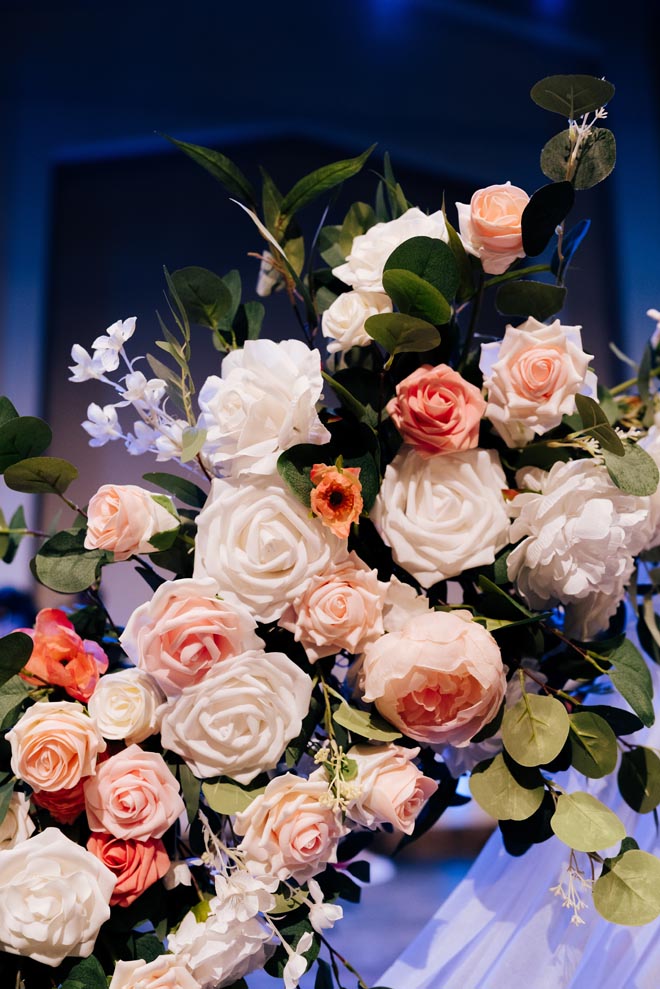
[618, 747, 660, 813]
[382, 269, 451, 325]
[333, 702, 401, 742]
[531, 75, 615, 118]
[594, 849, 660, 925]
[469, 753, 545, 821]
[495, 280, 567, 321]
[569, 712, 618, 778]
[364, 312, 440, 362]
[201, 779, 266, 815]
[165, 136, 258, 208]
[4, 456, 78, 495]
[383, 236, 459, 301]
[603, 442, 659, 497]
[551, 791, 626, 851]
[180, 427, 207, 464]
[501, 693, 570, 767]
[170, 266, 233, 330]
[604, 639, 654, 727]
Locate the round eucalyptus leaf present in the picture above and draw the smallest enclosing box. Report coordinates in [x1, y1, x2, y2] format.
[593, 850, 660, 925]
[531, 75, 615, 118]
[618, 746, 660, 813]
[501, 694, 570, 767]
[364, 312, 440, 358]
[541, 128, 616, 190]
[551, 791, 626, 852]
[469, 753, 545, 822]
[569, 712, 618, 779]
[4, 456, 78, 495]
[382, 268, 451, 325]
[383, 235, 459, 301]
[0, 417, 52, 474]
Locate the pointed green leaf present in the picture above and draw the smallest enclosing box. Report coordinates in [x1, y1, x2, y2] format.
[604, 639, 654, 727]
[4, 456, 78, 495]
[333, 702, 401, 742]
[165, 136, 257, 208]
[574, 394, 625, 455]
[143, 472, 207, 509]
[170, 266, 233, 330]
[277, 145, 375, 230]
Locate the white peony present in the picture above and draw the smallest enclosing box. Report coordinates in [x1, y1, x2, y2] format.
[640, 423, 660, 549]
[507, 458, 651, 639]
[167, 907, 271, 989]
[371, 446, 511, 585]
[333, 207, 449, 293]
[193, 476, 343, 623]
[197, 338, 330, 476]
[88, 667, 165, 744]
[0, 828, 115, 966]
[109, 955, 200, 989]
[321, 290, 392, 354]
[0, 793, 35, 850]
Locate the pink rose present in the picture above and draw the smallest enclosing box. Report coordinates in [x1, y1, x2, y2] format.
[346, 744, 437, 834]
[361, 610, 506, 746]
[234, 774, 348, 883]
[87, 832, 170, 907]
[7, 700, 105, 793]
[457, 182, 529, 275]
[386, 364, 486, 456]
[120, 577, 263, 697]
[279, 553, 388, 662]
[84, 744, 185, 841]
[84, 484, 178, 561]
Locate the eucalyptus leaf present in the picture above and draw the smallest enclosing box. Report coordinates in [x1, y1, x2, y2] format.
[0, 397, 18, 427]
[33, 528, 111, 594]
[531, 75, 615, 118]
[382, 269, 451, 325]
[165, 136, 257, 208]
[541, 128, 616, 190]
[522, 182, 574, 257]
[470, 753, 545, 821]
[4, 456, 78, 495]
[574, 394, 625, 456]
[569, 712, 618, 779]
[604, 639, 654, 727]
[384, 236, 459, 301]
[180, 427, 207, 464]
[0, 631, 33, 687]
[0, 675, 31, 729]
[201, 779, 266, 815]
[495, 280, 567, 321]
[364, 312, 440, 360]
[0, 417, 53, 473]
[333, 702, 402, 742]
[444, 216, 475, 303]
[60, 956, 108, 989]
[618, 747, 660, 813]
[170, 266, 232, 330]
[593, 849, 660, 925]
[501, 694, 570, 767]
[551, 791, 626, 851]
[322, 371, 378, 430]
[603, 442, 659, 497]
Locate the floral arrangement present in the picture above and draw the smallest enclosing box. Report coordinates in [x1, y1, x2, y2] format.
[1, 72, 660, 989]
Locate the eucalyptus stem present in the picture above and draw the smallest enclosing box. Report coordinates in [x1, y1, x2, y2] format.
[609, 364, 660, 397]
[58, 492, 87, 518]
[319, 933, 369, 989]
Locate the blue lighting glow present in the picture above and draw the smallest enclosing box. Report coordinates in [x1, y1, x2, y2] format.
[534, 0, 568, 16]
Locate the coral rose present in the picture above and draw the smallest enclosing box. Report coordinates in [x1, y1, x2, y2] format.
[346, 744, 437, 834]
[84, 483, 178, 561]
[387, 364, 485, 456]
[87, 833, 170, 907]
[20, 608, 108, 703]
[457, 182, 529, 275]
[361, 610, 506, 746]
[310, 463, 363, 538]
[32, 777, 88, 824]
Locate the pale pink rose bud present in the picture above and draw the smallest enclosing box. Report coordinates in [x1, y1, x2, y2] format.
[84, 483, 178, 561]
[457, 182, 529, 275]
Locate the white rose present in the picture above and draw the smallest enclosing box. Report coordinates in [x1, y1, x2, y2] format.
[193, 476, 343, 623]
[0, 828, 115, 966]
[640, 425, 660, 549]
[160, 650, 312, 783]
[167, 908, 271, 989]
[197, 338, 330, 476]
[321, 290, 392, 354]
[109, 955, 200, 989]
[371, 446, 511, 585]
[0, 793, 34, 850]
[508, 459, 651, 639]
[480, 317, 597, 438]
[88, 667, 165, 744]
[333, 207, 449, 293]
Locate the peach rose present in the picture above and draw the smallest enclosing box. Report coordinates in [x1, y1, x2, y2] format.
[87, 833, 170, 907]
[20, 608, 108, 703]
[7, 700, 106, 793]
[109, 957, 199, 989]
[120, 577, 263, 697]
[84, 744, 185, 841]
[310, 463, 363, 538]
[361, 610, 506, 747]
[387, 364, 486, 456]
[32, 777, 88, 824]
[346, 744, 437, 834]
[279, 553, 388, 662]
[84, 484, 178, 561]
[234, 774, 348, 883]
[457, 182, 529, 275]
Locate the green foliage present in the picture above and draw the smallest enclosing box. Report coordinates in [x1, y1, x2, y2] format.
[603, 441, 660, 497]
[521, 181, 574, 257]
[170, 266, 233, 330]
[551, 791, 626, 851]
[541, 128, 616, 189]
[597, 639, 655, 727]
[275, 145, 375, 235]
[568, 712, 618, 778]
[495, 279, 567, 321]
[0, 675, 32, 729]
[384, 235, 459, 301]
[59, 955, 108, 989]
[574, 394, 625, 455]
[180, 426, 207, 463]
[4, 456, 78, 494]
[166, 136, 258, 208]
[364, 312, 440, 364]
[143, 472, 207, 509]
[501, 693, 570, 767]
[32, 528, 111, 594]
[469, 753, 545, 821]
[531, 74, 615, 118]
[0, 631, 33, 687]
[593, 849, 660, 925]
[617, 747, 660, 813]
[0, 775, 15, 826]
[0, 415, 53, 474]
[382, 269, 452, 325]
[201, 778, 266, 815]
[178, 763, 201, 824]
[333, 702, 402, 742]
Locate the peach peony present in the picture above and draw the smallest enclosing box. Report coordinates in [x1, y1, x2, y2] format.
[20, 608, 108, 703]
[310, 463, 363, 538]
[457, 182, 529, 275]
[87, 832, 170, 907]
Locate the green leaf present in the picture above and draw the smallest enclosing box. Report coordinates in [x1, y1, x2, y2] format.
[444, 216, 475, 303]
[382, 269, 451, 325]
[569, 712, 618, 778]
[586, 705, 643, 737]
[522, 182, 575, 258]
[260, 166, 284, 233]
[180, 427, 207, 464]
[2, 505, 26, 564]
[605, 640, 655, 727]
[201, 779, 266, 815]
[0, 397, 18, 427]
[315, 958, 334, 989]
[0, 675, 31, 729]
[502, 693, 570, 767]
[364, 312, 440, 362]
[4, 456, 78, 494]
[277, 145, 375, 231]
[333, 702, 402, 742]
[531, 75, 615, 118]
[0, 631, 33, 687]
[0, 417, 52, 473]
[469, 753, 545, 821]
[165, 136, 257, 208]
[179, 763, 201, 824]
[384, 236, 459, 301]
[551, 791, 626, 851]
[495, 280, 567, 321]
[603, 442, 659, 497]
[322, 371, 378, 430]
[574, 394, 625, 456]
[0, 776, 15, 826]
[33, 528, 111, 594]
[593, 849, 660, 925]
[60, 955, 108, 989]
[541, 128, 616, 190]
[618, 747, 660, 813]
[170, 266, 233, 330]
[233, 300, 265, 344]
[143, 472, 208, 509]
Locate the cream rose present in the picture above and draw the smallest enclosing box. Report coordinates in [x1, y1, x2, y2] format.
[346, 744, 437, 834]
[85, 484, 178, 561]
[361, 610, 506, 746]
[167, 909, 271, 988]
[7, 700, 105, 793]
[193, 476, 343, 623]
[197, 338, 330, 476]
[480, 316, 597, 439]
[88, 667, 165, 744]
[333, 207, 449, 293]
[279, 553, 389, 662]
[457, 182, 529, 275]
[321, 290, 392, 354]
[0, 793, 35, 849]
[84, 744, 185, 841]
[109, 956, 200, 989]
[0, 828, 115, 966]
[234, 774, 348, 883]
[120, 577, 263, 697]
[160, 650, 312, 782]
[371, 446, 511, 585]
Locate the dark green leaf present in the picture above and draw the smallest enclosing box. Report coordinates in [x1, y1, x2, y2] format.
[586, 705, 643, 737]
[495, 280, 567, 321]
[260, 166, 284, 233]
[531, 75, 615, 118]
[522, 182, 574, 257]
[384, 236, 459, 301]
[3, 505, 26, 564]
[277, 145, 375, 230]
[33, 528, 111, 594]
[133, 932, 166, 963]
[4, 456, 78, 494]
[179, 763, 201, 824]
[0, 675, 32, 729]
[574, 394, 625, 455]
[618, 747, 660, 813]
[541, 128, 616, 189]
[0, 417, 52, 473]
[322, 371, 378, 430]
[170, 267, 232, 330]
[569, 712, 618, 778]
[143, 472, 207, 509]
[0, 776, 15, 826]
[0, 631, 33, 687]
[604, 639, 654, 727]
[444, 217, 475, 303]
[60, 956, 108, 989]
[0, 397, 18, 427]
[603, 442, 659, 497]
[382, 269, 451, 325]
[364, 312, 440, 361]
[165, 136, 257, 208]
[233, 300, 265, 344]
[315, 959, 334, 989]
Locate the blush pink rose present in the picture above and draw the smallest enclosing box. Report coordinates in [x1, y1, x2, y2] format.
[120, 577, 263, 697]
[346, 744, 438, 834]
[109, 956, 199, 989]
[84, 744, 185, 841]
[234, 774, 348, 883]
[279, 553, 388, 662]
[457, 182, 529, 275]
[386, 364, 486, 456]
[84, 484, 178, 561]
[361, 610, 506, 747]
[7, 701, 106, 793]
[87, 832, 170, 907]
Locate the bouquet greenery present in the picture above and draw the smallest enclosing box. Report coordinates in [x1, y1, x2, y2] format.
[0, 72, 659, 989]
